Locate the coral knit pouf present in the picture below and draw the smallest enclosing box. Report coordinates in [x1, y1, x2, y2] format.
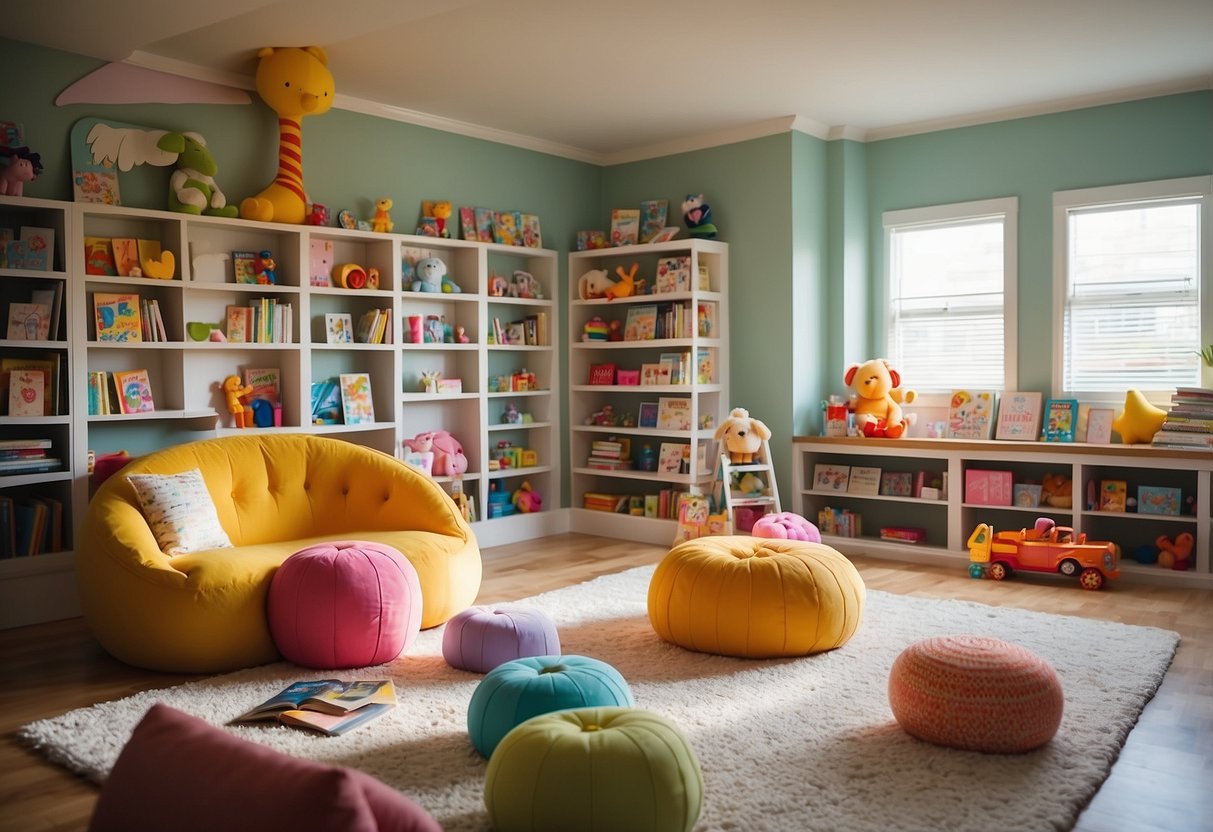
[887, 634, 1064, 754]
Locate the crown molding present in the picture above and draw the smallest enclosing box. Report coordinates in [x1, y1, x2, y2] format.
[127, 51, 255, 92]
[603, 115, 822, 166]
[862, 75, 1213, 142]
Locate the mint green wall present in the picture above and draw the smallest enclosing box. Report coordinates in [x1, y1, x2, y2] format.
[864, 91, 1213, 394]
[826, 139, 869, 383]
[601, 132, 825, 494]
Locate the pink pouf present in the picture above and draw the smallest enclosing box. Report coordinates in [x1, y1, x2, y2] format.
[888, 634, 1064, 753]
[442, 605, 560, 673]
[751, 512, 821, 541]
[268, 540, 422, 669]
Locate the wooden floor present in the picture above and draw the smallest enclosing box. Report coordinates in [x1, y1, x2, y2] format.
[1, 533, 1210, 832]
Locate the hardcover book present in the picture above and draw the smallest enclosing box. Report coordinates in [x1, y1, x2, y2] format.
[243, 367, 281, 406]
[847, 465, 882, 496]
[1041, 399, 1079, 442]
[325, 312, 353, 343]
[93, 293, 142, 342]
[656, 396, 691, 431]
[225, 305, 252, 343]
[459, 206, 477, 240]
[7, 369, 44, 417]
[624, 305, 658, 341]
[339, 372, 374, 424]
[232, 250, 259, 284]
[946, 390, 997, 439]
[520, 213, 542, 248]
[1, 356, 57, 415]
[111, 237, 140, 276]
[878, 471, 913, 497]
[19, 226, 54, 270]
[964, 469, 1013, 506]
[112, 368, 155, 414]
[639, 199, 669, 243]
[655, 256, 690, 294]
[609, 208, 640, 247]
[474, 208, 495, 243]
[84, 236, 117, 275]
[1099, 479, 1127, 512]
[813, 464, 851, 492]
[994, 392, 1042, 441]
[656, 442, 685, 474]
[6, 302, 50, 340]
[1137, 485, 1181, 516]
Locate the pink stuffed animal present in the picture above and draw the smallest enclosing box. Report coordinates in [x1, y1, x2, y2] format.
[404, 430, 468, 476]
[0, 147, 42, 196]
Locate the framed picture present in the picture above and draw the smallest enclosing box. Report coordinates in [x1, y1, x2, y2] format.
[1086, 407, 1114, 444]
[638, 401, 659, 428]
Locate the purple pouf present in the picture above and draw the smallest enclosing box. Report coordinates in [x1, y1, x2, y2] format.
[442, 605, 560, 673]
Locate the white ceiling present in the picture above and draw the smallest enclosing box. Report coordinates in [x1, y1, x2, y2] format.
[11, 0, 1213, 164]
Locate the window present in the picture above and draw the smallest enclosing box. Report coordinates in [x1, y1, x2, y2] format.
[883, 198, 1018, 393]
[1053, 177, 1211, 400]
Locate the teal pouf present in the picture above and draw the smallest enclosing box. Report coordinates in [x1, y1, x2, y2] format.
[484, 707, 703, 832]
[467, 655, 633, 758]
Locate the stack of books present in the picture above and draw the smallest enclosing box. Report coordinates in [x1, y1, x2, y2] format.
[1151, 387, 1213, 450]
[0, 438, 61, 475]
[586, 438, 633, 470]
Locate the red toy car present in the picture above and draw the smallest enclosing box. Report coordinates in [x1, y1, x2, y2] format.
[967, 518, 1121, 590]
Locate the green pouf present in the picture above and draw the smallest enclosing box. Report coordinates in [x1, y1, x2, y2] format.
[484, 707, 702, 832]
[468, 655, 632, 758]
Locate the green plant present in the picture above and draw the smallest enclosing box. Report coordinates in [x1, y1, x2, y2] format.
[1196, 345, 1213, 367]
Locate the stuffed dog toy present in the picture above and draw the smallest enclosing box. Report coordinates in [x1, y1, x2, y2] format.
[844, 358, 916, 438]
[715, 407, 771, 463]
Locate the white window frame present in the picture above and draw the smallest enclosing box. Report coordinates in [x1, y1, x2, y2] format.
[882, 196, 1019, 403]
[1052, 176, 1212, 404]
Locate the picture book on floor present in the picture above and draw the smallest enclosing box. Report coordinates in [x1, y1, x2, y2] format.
[229, 679, 396, 737]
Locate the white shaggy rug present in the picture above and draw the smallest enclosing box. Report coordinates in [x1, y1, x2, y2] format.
[21, 565, 1178, 832]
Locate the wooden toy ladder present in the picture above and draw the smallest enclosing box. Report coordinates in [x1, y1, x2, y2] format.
[715, 437, 781, 528]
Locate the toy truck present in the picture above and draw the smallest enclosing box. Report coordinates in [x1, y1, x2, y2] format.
[966, 518, 1121, 590]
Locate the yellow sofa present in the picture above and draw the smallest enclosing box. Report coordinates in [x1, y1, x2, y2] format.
[78, 434, 481, 673]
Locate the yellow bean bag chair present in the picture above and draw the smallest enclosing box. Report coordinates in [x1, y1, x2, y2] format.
[648, 536, 865, 658]
[78, 434, 480, 673]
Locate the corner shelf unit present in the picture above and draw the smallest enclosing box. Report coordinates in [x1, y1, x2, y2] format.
[792, 436, 1213, 589]
[567, 239, 728, 545]
[2, 197, 562, 628]
[0, 195, 76, 628]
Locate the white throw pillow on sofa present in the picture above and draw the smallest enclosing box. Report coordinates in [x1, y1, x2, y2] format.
[127, 468, 232, 556]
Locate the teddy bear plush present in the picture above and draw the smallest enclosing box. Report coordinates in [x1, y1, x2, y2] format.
[844, 358, 916, 438]
[714, 407, 771, 463]
[411, 257, 461, 293]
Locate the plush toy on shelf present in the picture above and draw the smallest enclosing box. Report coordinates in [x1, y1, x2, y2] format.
[411, 257, 461, 293]
[844, 358, 916, 438]
[240, 46, 335, 224]
[714, 407, 771, 463]
[578, 268, 617, 300]
[1111, 389, 1166, 444]
[1040, 473, 1073, 508]
[156, 131, 238, 218]
[681, 193, 718, 238]
[0, 146, 42, 196]
[512, 481, 542, 513]
[604, 263, 641, 300]
[221, 374, 254, 428]
[370, 197, 393, 233]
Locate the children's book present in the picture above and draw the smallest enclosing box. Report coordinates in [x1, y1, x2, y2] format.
[1098, 479, 1127, 512]
[84, 236, 117, 275]
[309, 239, 334, 287]
[7, 369, 44, 417]
[474, 208, 495, 243]
[994, 391, 1043, 441]
[112, 368, 154, 414]
[459, 206, 477, 241]
[696, 348, 715, 384]
[29, 286, 62, 340]
[1, 356, 57, 415]
[610, 208, 641, 247]
[492, 211, 521, 246]
[339, 372, 374, 424]
[639, 199, 669, 243]
[813, 464, 850, 492]
[697, 302, 717, 338]
[520, 213, 542, 248]
[19, 226, 54, 270]
[1085, 407, 1114, 444]
[93, 293, 142, 342]
[656, 396, 691, 431]
[878, 471, 913, 497]
[1041, 398, 1079, 442]
[310, 378, 342, 424]
[624, 305, 658, 341]
[655, 256, 690, 294]
[638, 401, 659, 428]
[7, 302, 50, 340]
[657, 442, 685, 474]
[232, 250, 259, 284]
[325, 312, 353, 344]
[847, 466, 882, 496]
[111, 237, 139, 276]
[243, 367, 281, 406]
[228, 679, 396, 737]
[225, 305, 252, 343]
[946, 390, 997, 440]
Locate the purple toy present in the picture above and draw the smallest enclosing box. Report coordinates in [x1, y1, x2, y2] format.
[751, 512, 822, 542]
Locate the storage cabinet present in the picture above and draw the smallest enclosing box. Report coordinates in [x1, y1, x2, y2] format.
[793, 436, 1213, 588]
[567, 239, 728, 544]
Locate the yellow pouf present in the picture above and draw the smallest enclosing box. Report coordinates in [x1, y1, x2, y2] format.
[647, 536, 865, 658]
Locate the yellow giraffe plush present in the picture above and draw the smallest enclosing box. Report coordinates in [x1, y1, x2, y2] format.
[240, 46, 334, 225]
